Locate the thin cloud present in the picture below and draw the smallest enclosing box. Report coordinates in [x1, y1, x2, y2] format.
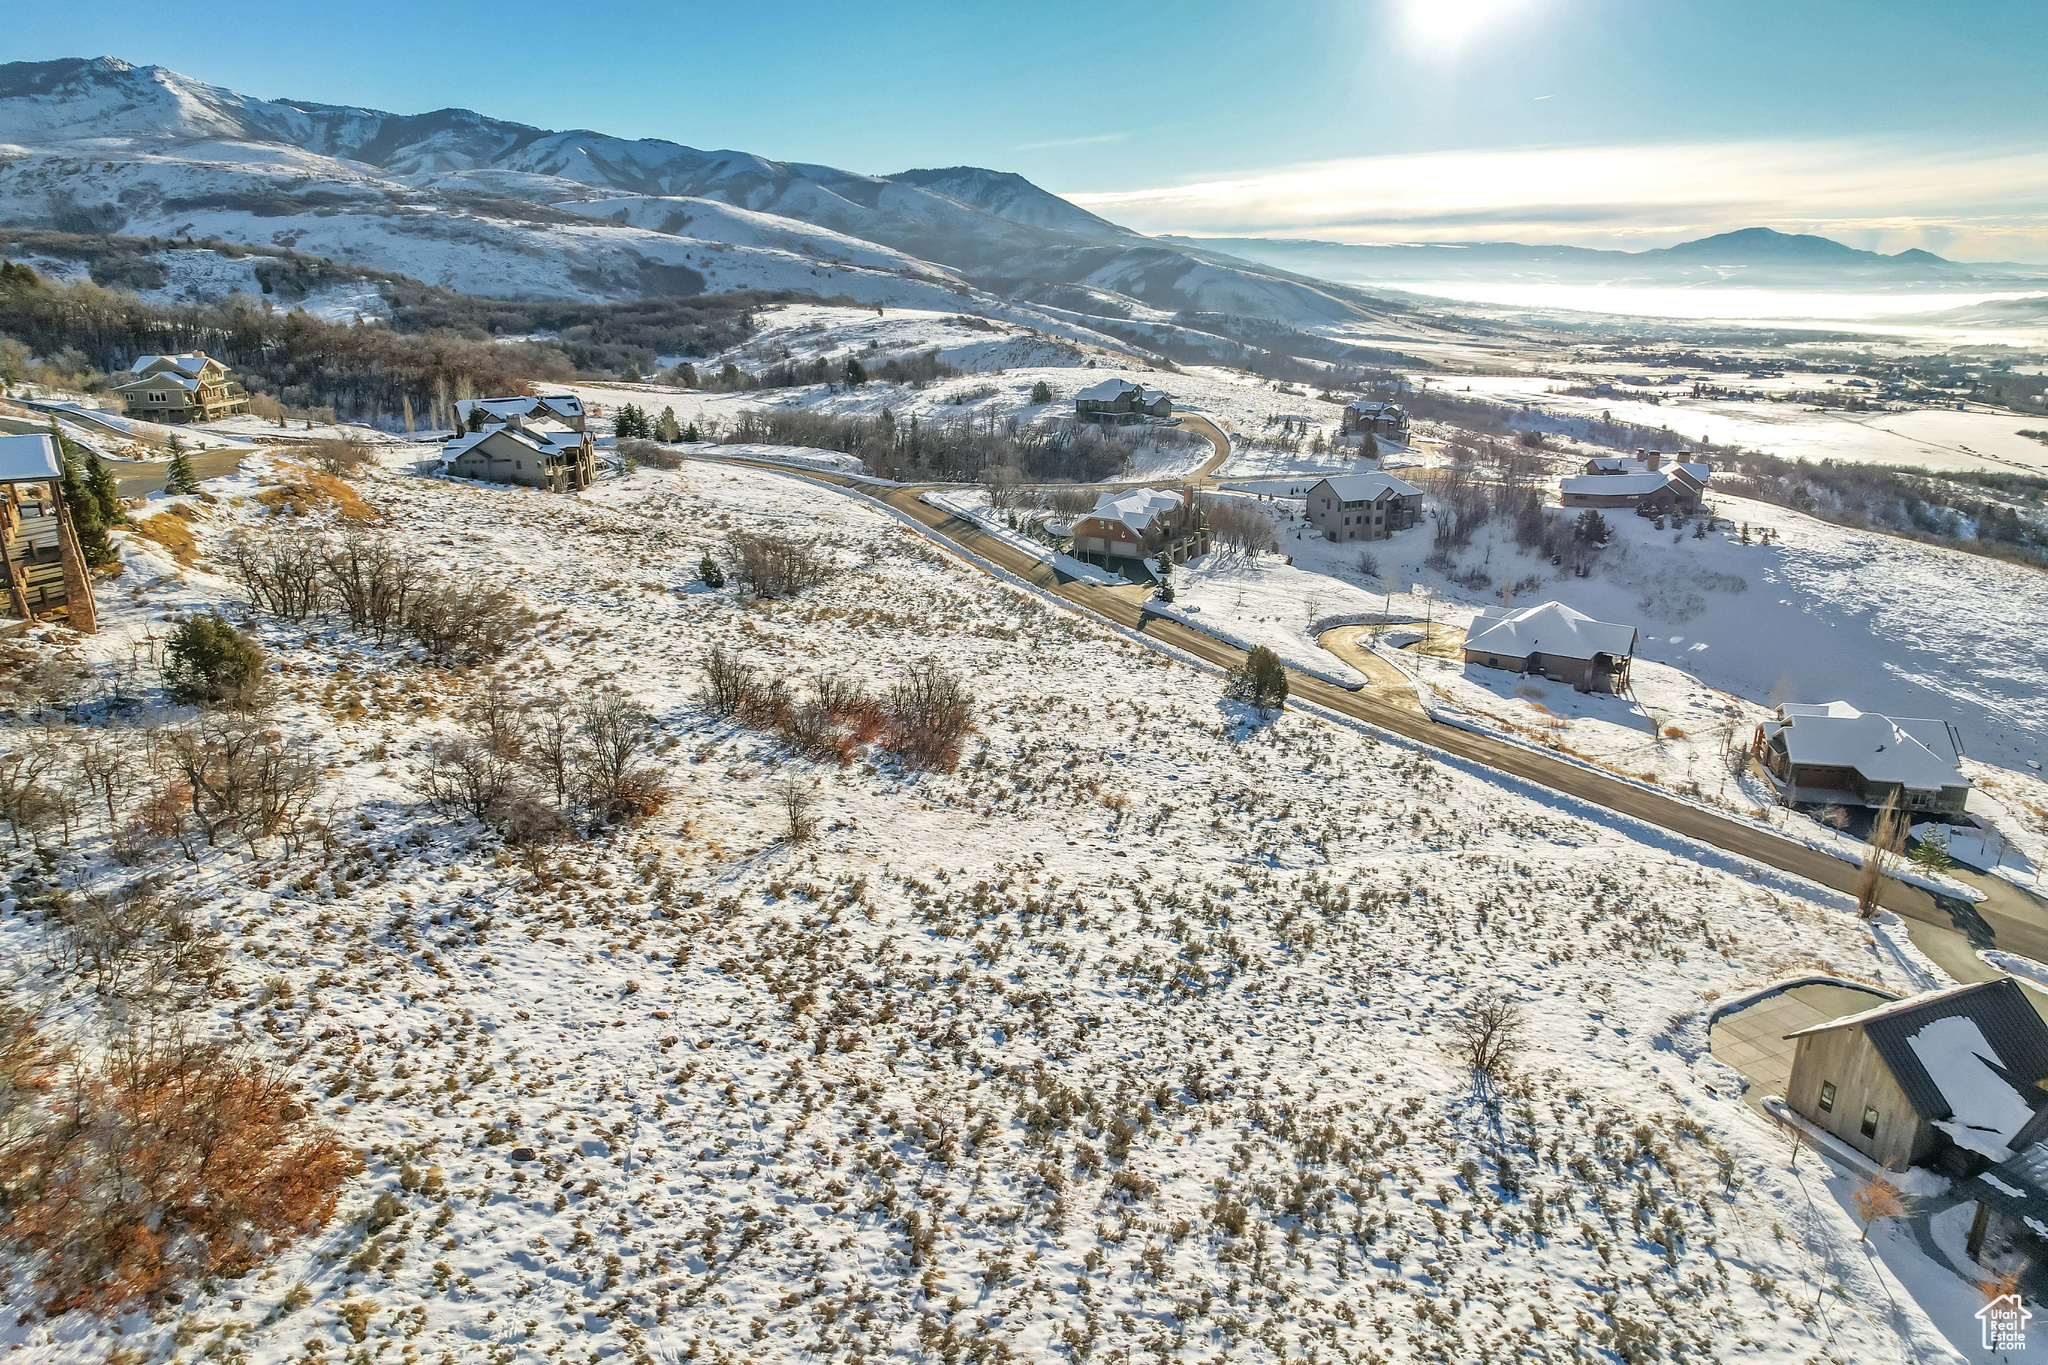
[1063, 140, 2048, 260]
[1017, 132, 1128, 151]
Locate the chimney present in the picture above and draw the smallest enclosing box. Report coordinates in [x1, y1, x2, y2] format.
[1644, 451, 1662, 472]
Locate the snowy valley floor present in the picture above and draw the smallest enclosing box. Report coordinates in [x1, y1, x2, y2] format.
[0, 457, 2003, 1364]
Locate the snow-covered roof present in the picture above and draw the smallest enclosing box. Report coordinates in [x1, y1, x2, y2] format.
[1767, 701, 1966, 790]
[114, 371, 201, 393]
[1909, 1015, 2038, 1160]
[1463, 601, 1637, 663]
[1311, 473, 1422, 503]
[1075, 378, 1143, 403]
[455, 394, 584, 425]
[1675, 461, 1712, 482]
[1345, 400, 1405, 416]
[444, 425, 583, 463]
[1559, 472, 1672, 496]
[1083, 486, 1183, 534]
[0, 433, 63, 483]
[131, 353, 215, 377]
[1141, 389, 1170, 406]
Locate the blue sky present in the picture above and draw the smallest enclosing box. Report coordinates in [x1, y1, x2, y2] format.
[9, 0, 2048, 257]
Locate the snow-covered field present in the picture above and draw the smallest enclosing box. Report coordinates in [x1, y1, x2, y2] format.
[0, 450, 2001, 1363]
[1411, 372, 2048, 477]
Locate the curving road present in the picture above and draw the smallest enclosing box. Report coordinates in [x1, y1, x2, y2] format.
[687, 448, 2048, 974]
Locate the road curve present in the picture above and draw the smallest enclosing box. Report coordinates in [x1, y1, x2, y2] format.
[687, 451, 2048, 964]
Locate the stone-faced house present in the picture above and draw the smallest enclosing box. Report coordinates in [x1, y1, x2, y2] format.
[1074, 378, 1171, 426]
[1303, 473, 1423, 543]
[1783, 978, 2048, 1174]
[1340, 400, 1409, 443]
[110, 353, 249, 424]
[1067, 487, 1207, 571]
[0, 433, 96, 632]
[1461, 600, 1637, 693]
[1750, 700, 1971, 815]
[443, 409, 596, 492]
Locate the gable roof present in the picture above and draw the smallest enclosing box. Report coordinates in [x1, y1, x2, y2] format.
[454, 394, 584, 427]
[114, 371, 201, 393]
[1081, 486, 1184, 534]
[444, 424, 583, 464]
[1075, 377, 1144, 404]
[0, 433, 63, 483]
[1463, 600, 1636, 663]
[1310, 473, 1423, 503]
[131, 353, 217, 377]
[1785, 977, 2048, 1131]
[1560, 471, 1675, 497]
[1767, 701, 1966, 791]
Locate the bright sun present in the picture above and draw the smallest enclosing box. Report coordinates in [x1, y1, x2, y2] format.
[1398, 0, 1535, 58]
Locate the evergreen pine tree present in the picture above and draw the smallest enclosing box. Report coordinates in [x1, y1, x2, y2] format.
[698, 552, 724, 589]
[51, 422, 115, 567]
[86, 452, 123, 525]
[655, 406, 682, 443]
[165, 434, 197, 495]
[682, 422, 700, 443]
[1030, 380, 1053, 404]
[842, 356, 867, 386]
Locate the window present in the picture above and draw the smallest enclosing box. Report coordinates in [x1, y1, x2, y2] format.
[1818, 1082, 1836, 1113]
[1860, 1106, 1879, 1139]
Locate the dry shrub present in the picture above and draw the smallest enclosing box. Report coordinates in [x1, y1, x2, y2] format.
[726, 531, 831, 598]
[255, 467, 376, 523]
[305, 436, 373, 479]
[881, 660, 974, 772]
[403, 581, 531, 665]
[0, 1018, 359, 1314]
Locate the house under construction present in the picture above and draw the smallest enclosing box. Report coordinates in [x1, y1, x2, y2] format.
[0, 434, 97, 633]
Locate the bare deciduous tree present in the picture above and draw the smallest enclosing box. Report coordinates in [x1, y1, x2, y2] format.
[1852, 1174, 1907, 1241]
[1448, 990, 1526, 1082]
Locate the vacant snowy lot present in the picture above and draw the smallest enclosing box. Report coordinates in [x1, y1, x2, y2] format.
[0, 453, 1988, 1363]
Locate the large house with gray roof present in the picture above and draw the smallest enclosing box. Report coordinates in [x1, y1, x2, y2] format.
[1074, 378, 1170, 426]
[1303, 473, 1423, 543]
[1461, 600, 1637, 693]
[111, 352, 249, 424]
[1750, 700, 1970, 815]
[443, 398, 595, 493]
[1067, 486, 1207, 572]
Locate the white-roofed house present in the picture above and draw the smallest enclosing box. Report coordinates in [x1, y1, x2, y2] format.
[1560, 450, 1707, 515]
[1303, 473, 1423, 543]
[1460, 600, 1636, 694]
[1750, 699, 1971, 814]
[1068, 486, 1207, 576]
[110, 352, 248, 424]
[0, 433, 96, 632]
[443, 408, 596, 493]
[1074, 378, 1170, 426]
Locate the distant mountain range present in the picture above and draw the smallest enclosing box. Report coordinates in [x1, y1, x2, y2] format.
[0, 56, 1444, 370]
[2, 56, 2034, 363]
[1165, 227, 2048, 292]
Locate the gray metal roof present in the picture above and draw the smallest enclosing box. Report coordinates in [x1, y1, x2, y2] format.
[1974, 1140, 2048, 1228]
[1789, 977, 2048, 1122]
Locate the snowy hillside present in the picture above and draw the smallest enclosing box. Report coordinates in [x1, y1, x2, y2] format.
[0, 447, 1983, 1363]
[0, 56, 1426, 365]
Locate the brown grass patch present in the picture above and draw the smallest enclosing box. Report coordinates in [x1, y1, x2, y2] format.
[255, 466, 377, 522]
[126, 513, 202, 567]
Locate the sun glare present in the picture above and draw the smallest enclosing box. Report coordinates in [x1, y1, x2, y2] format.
[1399, 0, 1533, 58]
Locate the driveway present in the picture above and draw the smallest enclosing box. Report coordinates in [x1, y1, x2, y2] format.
[115, 447, 253, 497]
[1708, 981, 1896, 1099]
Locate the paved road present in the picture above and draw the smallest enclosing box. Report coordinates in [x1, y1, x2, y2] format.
[115, 448, 253, 498]
[1175, 412, 1232, 484]
[691, 451, 2048, 963]
[1313, 626, 1423, 703]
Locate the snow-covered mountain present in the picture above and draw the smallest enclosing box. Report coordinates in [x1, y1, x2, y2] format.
[0, 56, 1410, 362]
